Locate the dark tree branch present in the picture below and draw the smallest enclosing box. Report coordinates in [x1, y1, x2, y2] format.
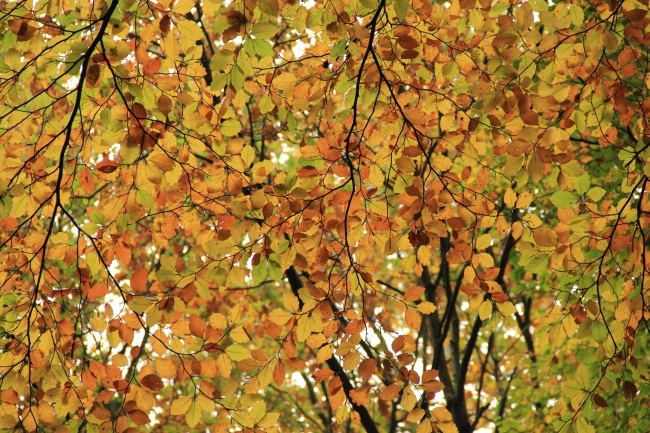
[285, 266, 379, 433]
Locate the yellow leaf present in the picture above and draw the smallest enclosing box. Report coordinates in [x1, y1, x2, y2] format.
[496, 301, 517, 316]
[475, 233, 491, 251]
[283, 291, 300, 313]
[185, 401, 202, 428]
[431, 154, 453, 171]
[417, 301, 437, 315]
[407, 408, 425, 422]
[154, 358, 176, 379]
[431, 406, 453, 422]
[209, 313, 228, 330]
[417, 245, 432, 265]
[230, 326, 251, 343]
[232, 410, 255, 428]
[258, 412, 280, 428]
[317, 344, 333, 363]
[269, 308, 292, 325]
[216, 353, 232, 378]
[250, 400, 266, 424]
[258, 363, 274, 388]
[401, 385, 417, 411]
[478, 300, 493, 321]
[170, 395, 192, 415]
[221, 119, 242, 137]
[504, 187, 517, 207]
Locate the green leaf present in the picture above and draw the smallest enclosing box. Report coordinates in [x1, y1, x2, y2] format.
[225, 344, 251, 361]
[251, 22, 278, 40]
[257, 0, 279, 16]
[530, 0, 548, 11]
[562, 160, 586, 177]
[570, 5, 585, 27]
[331, 39, 347, 58]
[252, 259, 269, 284]
[249, 38, 275, 58]
[587, 187, 606, 201]
[393, 0, 409, 21]
[591, 320, 608, 344]
[574, 173, 591, 195]
[551, 191, 578, 208]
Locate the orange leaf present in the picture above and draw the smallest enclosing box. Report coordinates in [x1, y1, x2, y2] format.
[273, 362, 285, 386]
[349, 389, 370, 406]
[404, 286, 424, 302]
[312, 368, 334, 382]
[130, 267, 148, 294]
[379, 384, 401, 400]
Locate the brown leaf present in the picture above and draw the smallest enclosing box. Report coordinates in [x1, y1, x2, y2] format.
[623, 380, 637, 401]
[95, 159, 119, 173]
[159, 15, 171, 34]
[141, 374, 164, 391]
[401, 49, 419, 59]
[128, 409, 150, 425]
[358, 359, 377, 379]
[593, 393, 608, 408]
[397, 36, 419, 49]
[86, 64, 101, 86]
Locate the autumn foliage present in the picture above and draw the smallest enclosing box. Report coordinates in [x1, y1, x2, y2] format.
[0, 0, 649, 432]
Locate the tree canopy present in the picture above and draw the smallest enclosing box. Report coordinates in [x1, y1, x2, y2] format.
[0, 0, 649, 431]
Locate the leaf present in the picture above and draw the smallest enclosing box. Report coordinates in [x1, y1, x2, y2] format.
[225, 345, 251, 361]
[504, 187, 517, 207]
[478, 300, 493, 321]
[128, 409, 150, 425]
[405, 306, 422, 331]
[417, 301, 437, 315]
[587, 187, 606, 201]
[623, 381, 637, 401]
[140, 374, 163, 391]
[95, 159, 119, 173]
[574, 417, 595, 433]
[393, 0, 409, 21]
[550, 191, 578, 209]
[170, 396, 192, 416]
[273, 362, 285, 386]
[221, 119, 242, 137]
[349, 389, 370, 406]
[532, 229, 557, 247]
[431, 407, 453, 422]
[130, 267, 148, 294]
[404, 285, 424, 302]
[591, 320, 608, 344]
[401, 385, 417, 411]
[185, 401, 202, 428]
[475, 233, 492, 250]
[379, 384, 401, 401]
